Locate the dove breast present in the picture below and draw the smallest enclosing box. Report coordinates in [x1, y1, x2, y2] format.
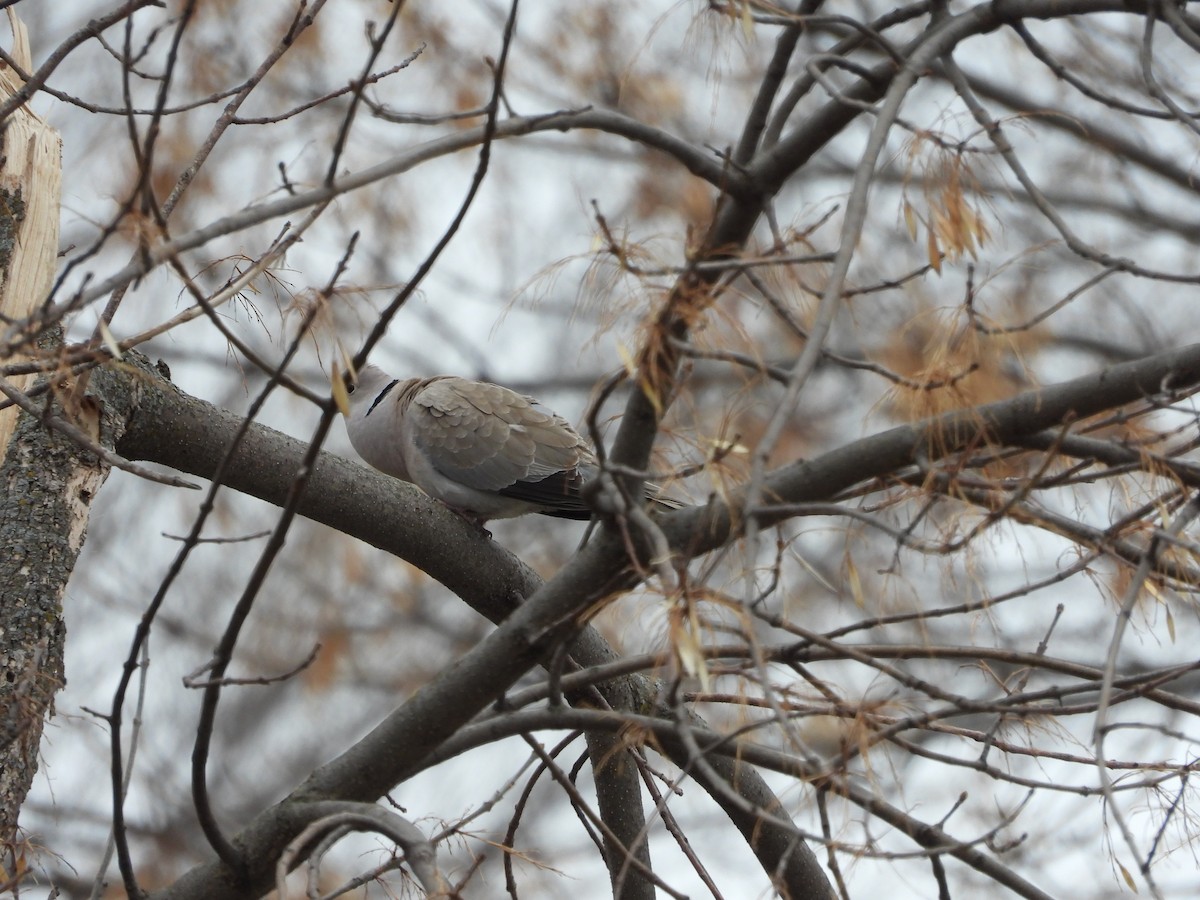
[345, 367, 596, 521]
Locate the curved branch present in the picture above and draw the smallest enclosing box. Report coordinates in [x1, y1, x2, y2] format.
[275, 802, 446, 897]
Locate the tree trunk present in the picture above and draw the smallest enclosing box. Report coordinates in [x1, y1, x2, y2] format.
[0, 377, 108, 843]
[0, 8, 67, 854]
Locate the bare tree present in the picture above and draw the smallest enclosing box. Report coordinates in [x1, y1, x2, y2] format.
[3, 1, 1200, 898]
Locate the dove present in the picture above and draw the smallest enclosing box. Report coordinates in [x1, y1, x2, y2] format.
[343, 364, 604, 523]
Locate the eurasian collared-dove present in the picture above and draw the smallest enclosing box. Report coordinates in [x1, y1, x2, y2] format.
[344, 364, 608, 523]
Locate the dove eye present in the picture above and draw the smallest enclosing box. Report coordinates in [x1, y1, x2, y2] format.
[346, 383, 356, 395]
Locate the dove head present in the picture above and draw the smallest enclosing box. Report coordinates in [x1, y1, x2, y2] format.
[344, 364, 399, 422]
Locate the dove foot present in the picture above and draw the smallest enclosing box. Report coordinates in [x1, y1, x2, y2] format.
[446, 504, 493, 538]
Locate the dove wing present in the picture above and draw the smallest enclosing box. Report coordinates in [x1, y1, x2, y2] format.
[406, 378, 594, 516]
